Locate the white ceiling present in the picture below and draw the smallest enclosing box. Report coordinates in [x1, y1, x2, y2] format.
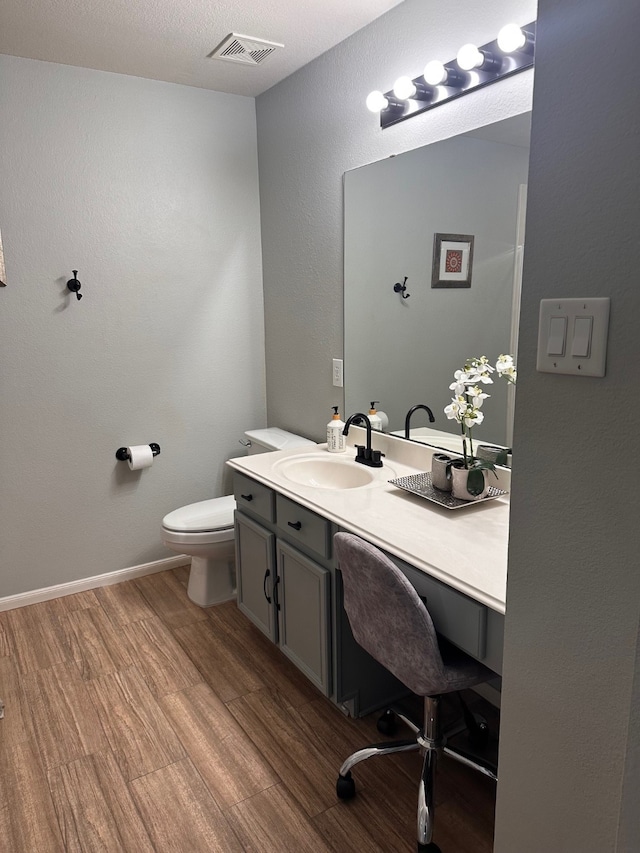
[0, 0, 405, 97]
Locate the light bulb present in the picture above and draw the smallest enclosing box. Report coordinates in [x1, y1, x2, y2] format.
[457, 43, 484, 71]
[423, 60, 447, 86]
[497, 23, 526, 53]
[366, 90, 388, 113]
[393, 76, 417, 100]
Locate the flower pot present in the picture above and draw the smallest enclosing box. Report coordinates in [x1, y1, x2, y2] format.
[450, 462, 490, 501]
[431, 453, 453, 491]
[476, 444, 511, 466]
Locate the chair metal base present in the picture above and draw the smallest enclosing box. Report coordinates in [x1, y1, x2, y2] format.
[336, 695, 497, 851]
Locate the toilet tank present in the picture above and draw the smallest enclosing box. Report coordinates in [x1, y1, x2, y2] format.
[244, 427, 316, 455]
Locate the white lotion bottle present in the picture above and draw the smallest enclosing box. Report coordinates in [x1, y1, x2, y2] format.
[327, 407, 347, 453]
[368, 401, 382, 431]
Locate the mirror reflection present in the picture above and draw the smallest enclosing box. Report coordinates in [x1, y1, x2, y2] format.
[343, 113, 531, 453]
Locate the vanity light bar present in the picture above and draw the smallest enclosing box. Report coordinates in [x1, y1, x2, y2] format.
[368, 21, 536, 130]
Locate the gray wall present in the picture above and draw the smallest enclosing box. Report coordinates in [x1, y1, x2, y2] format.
[257, 0, 640, 849]
[256, 0, 536, 441]
[0, 56, 267, 597]
[344, 134, 529, 442]
[494, 0, 640, 850]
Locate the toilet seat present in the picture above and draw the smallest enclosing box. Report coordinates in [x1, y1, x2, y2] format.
[161, 527, 234, 547]
[162, 495, 235, 534]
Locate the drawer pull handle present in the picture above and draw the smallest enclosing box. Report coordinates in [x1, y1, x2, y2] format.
[241, 493, 253, 502]
[263, 568, 271, 604]
[273, 575, 281, 611]
[288, 520, 302, 531]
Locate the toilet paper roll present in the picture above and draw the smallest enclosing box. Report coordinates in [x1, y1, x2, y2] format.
[376, 410, 389, 430]
[127, 445, 154, 471]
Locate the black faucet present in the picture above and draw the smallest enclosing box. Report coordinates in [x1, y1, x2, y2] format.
[343, 413, 385, 468]
[404, 404, 435, 439]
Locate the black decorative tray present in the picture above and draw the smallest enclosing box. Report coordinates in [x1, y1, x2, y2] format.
[388, 472, 507, 510]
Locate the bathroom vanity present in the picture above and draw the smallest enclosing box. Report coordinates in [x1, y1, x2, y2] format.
[227, 429, 509, 717]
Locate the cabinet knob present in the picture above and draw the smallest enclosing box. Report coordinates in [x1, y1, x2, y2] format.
[288, 520, 302, 531]
[241, 493, 253, 502]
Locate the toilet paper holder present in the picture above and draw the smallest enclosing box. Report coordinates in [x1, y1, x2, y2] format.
[115, 443, 161, 461]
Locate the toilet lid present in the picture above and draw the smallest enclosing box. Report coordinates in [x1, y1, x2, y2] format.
[162, 495, 236, 533]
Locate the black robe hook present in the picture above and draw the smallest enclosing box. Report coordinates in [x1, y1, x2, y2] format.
[393, 276, 410, 299]
[67, 270, 83, 301]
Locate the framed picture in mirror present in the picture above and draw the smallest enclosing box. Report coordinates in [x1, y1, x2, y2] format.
[431, 233, 474, 288]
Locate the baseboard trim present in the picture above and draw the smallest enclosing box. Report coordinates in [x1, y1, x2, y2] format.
[0, 555, 191, 612]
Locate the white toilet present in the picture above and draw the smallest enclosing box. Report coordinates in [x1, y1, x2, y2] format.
[161, 428, 316, 607]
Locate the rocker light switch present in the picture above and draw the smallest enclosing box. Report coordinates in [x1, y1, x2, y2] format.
[537, 298, 610, 377]
[547, 316, 567, 356]
[571, 316, 592, 357]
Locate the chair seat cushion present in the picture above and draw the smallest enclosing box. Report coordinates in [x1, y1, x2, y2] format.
[439, 637, 495, 694]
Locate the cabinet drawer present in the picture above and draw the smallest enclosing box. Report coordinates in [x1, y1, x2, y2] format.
[398, 559, 488, 661]
[233, 473, 275, 523]
[276, 494, 331, 559]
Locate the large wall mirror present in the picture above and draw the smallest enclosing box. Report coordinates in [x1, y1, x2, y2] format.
[344, 112, 531, 453]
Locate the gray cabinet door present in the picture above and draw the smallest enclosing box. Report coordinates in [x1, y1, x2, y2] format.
[276, 540, 330, 696]
[235, 511, 277, 642]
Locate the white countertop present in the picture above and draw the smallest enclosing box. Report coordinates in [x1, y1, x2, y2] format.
[227, 429, 510, 614]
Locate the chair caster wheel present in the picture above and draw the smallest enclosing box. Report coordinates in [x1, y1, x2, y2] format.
[377, 709, 398, 736]
[417, 843, 441, 852]
[469, 717, 490, 748]
[336, 771, 356, 800]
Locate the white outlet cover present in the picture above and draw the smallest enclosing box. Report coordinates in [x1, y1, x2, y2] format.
[332, 358, 344, 387]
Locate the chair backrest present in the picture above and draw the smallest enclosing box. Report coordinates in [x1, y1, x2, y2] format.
[334, 532, 449, 696]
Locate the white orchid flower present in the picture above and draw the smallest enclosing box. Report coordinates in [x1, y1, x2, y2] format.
[496, 354, 517, 382]
[467, 385, 490, 408]
[444, 404, 459, 421]
[444, 395, 466, 422]
[475, 371, 494, 384]
[449, 369, 471, 395]
[467, 356, 495, 384]
[443, 354, 516, 468]
[466, 366, 493, 385]
[469, 356, 494, 372]
[463, 409, 484, 429]
[496, 353, 515, 369]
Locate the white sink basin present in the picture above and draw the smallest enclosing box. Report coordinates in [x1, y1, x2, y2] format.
[273, 454, 392, 490]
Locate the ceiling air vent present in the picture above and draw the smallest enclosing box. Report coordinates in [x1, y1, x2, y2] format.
[208, 33, 284, 66]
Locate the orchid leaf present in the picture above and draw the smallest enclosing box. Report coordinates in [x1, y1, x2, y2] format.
[470, 457, 498, 477]
[467, 468, 486, 496]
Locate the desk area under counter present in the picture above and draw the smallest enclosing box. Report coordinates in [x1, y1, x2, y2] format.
[226, 428, 510, 717]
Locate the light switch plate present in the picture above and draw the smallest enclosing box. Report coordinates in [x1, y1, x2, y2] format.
[537, 297, 610, 376]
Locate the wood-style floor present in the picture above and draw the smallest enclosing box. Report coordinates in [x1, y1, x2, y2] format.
[0, 566, 496, 852]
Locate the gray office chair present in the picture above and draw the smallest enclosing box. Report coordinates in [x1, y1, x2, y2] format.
[334, 532, 498, 853]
